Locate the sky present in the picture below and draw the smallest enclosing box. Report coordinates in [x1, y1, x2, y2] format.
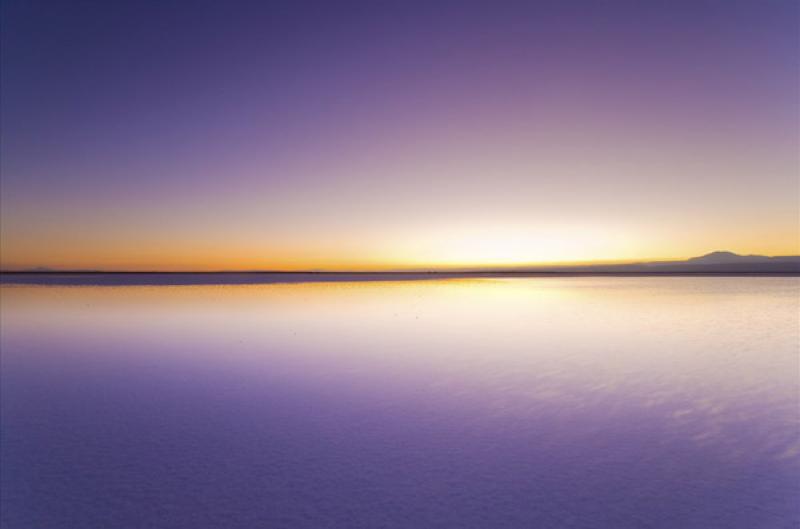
[1, 0, 798, 271]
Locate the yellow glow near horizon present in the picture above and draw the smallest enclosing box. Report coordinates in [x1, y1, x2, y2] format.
[1, 223, 797, 272]
[390, 224, 634, 269]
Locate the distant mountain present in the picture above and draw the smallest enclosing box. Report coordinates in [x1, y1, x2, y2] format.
[686, 251, 773, 264]
[502, 251, 800, 274]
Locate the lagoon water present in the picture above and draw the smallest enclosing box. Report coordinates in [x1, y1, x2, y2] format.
[1, 277, 798, 528]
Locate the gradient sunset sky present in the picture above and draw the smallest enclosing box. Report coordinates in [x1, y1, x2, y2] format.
[1, 0, 798, 271]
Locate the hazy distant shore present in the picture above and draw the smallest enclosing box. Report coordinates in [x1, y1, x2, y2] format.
[2, 268, 798, 286]
[4, 252, 798, 284]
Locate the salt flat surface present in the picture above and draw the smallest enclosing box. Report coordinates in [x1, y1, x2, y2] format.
[1, 277, 798, 528]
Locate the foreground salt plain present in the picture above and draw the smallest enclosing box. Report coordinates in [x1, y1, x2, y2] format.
[1, 276, 798, 528]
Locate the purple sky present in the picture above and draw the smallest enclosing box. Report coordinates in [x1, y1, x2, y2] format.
[1, 0, 798, 270]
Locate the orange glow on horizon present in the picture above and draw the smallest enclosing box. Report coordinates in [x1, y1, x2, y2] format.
[1, 236, 798, 272]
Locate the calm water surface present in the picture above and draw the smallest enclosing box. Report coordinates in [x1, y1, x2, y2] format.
[1, 277, 798, 528]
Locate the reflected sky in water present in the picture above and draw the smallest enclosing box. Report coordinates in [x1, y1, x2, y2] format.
[1, 277, 798, 528]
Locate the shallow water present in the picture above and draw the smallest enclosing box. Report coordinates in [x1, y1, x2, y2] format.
[1, 277, 798, 528]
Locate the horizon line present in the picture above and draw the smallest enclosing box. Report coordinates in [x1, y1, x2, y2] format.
[3, 252, 799, 275]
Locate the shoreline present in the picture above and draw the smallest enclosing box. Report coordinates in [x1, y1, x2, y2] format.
[1, 270, 798, 286]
